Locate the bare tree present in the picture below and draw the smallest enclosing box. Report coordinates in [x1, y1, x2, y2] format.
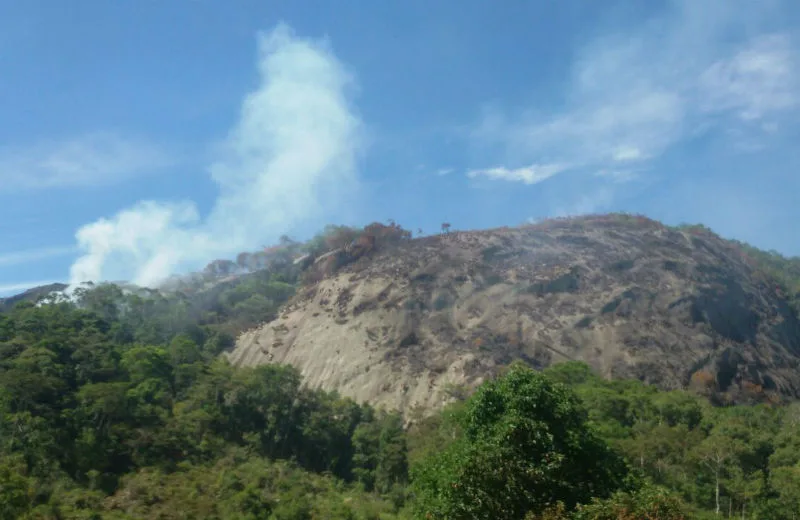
[694, 434, 740, 516]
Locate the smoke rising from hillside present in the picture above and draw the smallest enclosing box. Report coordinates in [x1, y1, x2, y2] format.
[69, 24, 362, 288]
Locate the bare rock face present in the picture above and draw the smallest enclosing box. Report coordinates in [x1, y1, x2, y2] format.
[227, 216, 800, 415]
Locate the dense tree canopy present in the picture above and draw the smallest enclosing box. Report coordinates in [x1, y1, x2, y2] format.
[410, 362, 628, 519]
[0, 300, 408, 518]
[3, 285, 800, 518]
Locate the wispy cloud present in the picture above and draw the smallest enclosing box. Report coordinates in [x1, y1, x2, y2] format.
[699, 34, 799, 121]
[469, 1, 799, 185]
[0, 246, 75, 267]
[69, 23, 362, 287]
[0, 133, 172, 190]
[466, 163, 568, 185]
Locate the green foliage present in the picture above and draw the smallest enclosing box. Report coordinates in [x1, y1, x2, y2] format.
[352, 411, 408, 494]
[571, 484, 688, 520]
[526, 484, 688, 520]
[2, 293, 800, 519]
[407, 357, 800, 519]
[0, 456, 33, 520]
[410, 362, 628, 519]
[70, 267, 301, 348]
[0, 299, 414, 518]
[98, 449, 401, 519]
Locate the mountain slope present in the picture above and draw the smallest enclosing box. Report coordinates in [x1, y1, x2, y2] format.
[0, 282, 68, 312]
[227, 215, 800, 414]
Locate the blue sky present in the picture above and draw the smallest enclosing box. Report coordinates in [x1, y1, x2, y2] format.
[1, 0, 799, 295]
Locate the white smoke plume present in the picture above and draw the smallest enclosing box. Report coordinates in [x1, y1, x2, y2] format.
[69, 24, 362, 288]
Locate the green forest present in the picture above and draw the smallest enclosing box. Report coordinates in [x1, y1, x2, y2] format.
[1, 218, 800, 519]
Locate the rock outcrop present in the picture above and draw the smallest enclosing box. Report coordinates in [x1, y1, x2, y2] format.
[227, 215, 800, 415]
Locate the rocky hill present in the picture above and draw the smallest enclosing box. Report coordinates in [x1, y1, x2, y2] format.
[227, 214, 800, 415]
[0, 282, 68, 312]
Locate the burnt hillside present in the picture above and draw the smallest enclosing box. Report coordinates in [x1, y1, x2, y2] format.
[228, 214, 800, 414]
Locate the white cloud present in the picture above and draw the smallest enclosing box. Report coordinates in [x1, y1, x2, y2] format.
[699, 34, 798, 121]
[469, 1, 799, 185]
[0, 246, 75, 267]
[612, 146, 645, 162]
[0, 133, 171, 190]
[436, 167, 454, 176]
[466, 163, 568, 185]
[69, 23, 362, 287]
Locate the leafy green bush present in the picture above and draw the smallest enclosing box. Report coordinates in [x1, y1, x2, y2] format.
[410, 362, 628, 519]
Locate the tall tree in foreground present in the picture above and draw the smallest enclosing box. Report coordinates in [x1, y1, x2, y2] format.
[410, 362, 630, 519]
